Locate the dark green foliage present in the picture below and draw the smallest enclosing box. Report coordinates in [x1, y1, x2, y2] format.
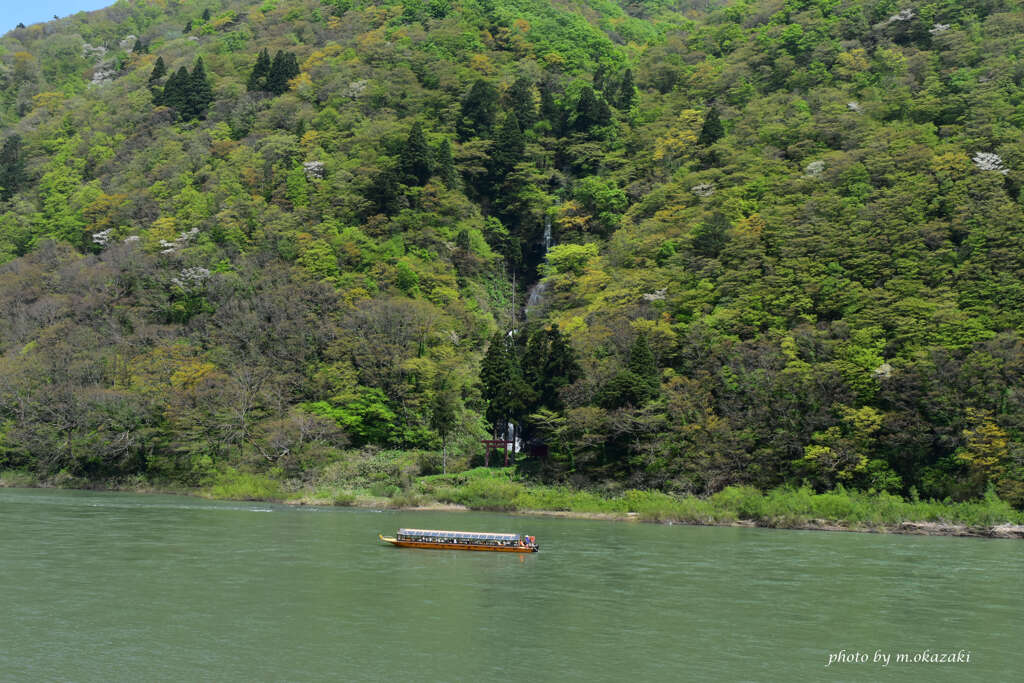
[690, 213, 730, 258]
[538, 80, 560, 128]
[0, 135, 27, 201]
[505, 77, 536, 131]
[148, 56, 166, 84]
[183, 20, 192, 33]
[457, 79, 498, 141]
[158, 66, 190, 111]
[490, 112, 524, 176]
[698, 107, 724, 146]
[435, 138, 457, 188]
[617, 69, 635, 109]
[480, 332, 532, 437]
[627, 333, 657, 384]
[266, 51, 300, 96]
[571, 86, 611, 133]
[187, 58, 213, 121]
[522, 325, 581, 411]
[156, 60, 212, 121]
[132, 39, 146, 54]
[247, 49, 271, 92]
[398, 121, 432, 186]
[202, 8, 212, 21]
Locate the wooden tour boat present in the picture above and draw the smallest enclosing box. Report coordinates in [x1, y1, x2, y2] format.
[379, 528, 539, 553]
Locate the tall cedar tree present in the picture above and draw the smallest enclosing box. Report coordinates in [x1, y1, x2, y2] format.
[0, 135, 27, 201]
[148, 56, 166, 84]
[618, 69, 636, 109]
[159, 66, 190, 111]
[538, 80, 559, 126]
[266, 51, 300, 95]
[480, 332, 532, 439]
[572, 86, 611, 133]
[398, 122, 433, 186]
[490, 112, 525, 177]
[505, 77, 537, 131]
[247, 48, 271, 92]
[522, 325, 581, 410]
[132, 39, 146, 54]
[699, 107, 724, 146]
[457, 79, 498, 141]
[187, 57, 213, 120]
[627, 332, 657, 384]
[435, 138, 457, 188]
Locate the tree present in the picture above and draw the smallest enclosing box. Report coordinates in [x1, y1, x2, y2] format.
[571, 86, 611, 133]
[266, 51, 300, 95]
[457, 79, 498, 140]
[538, 80, 560, 128]
[489, 112, 524, 177]
[202, 8, 212, 21]
[398, 121, 432, 186]
[480, 332, 532, 442]
[435, 138, 457, 188]
[505, 77, 536, 131]
[148, 56, 166, 84]
[187, 57, 213, 120]
[522, 325, 580, 411]
[699, 107, 724, 146]
[132, 39, 146, 54]
[160, 67, 190, 112]
[247, 48, 271, 92]
[617, 68, 636, 109]
[0, 135, 27, 202]
[430, 382, 459, 474]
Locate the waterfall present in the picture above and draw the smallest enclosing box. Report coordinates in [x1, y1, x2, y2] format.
[525, 212, 554, 317]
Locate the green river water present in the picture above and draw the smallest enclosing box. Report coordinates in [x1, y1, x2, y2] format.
[1, 488, 1021, 682]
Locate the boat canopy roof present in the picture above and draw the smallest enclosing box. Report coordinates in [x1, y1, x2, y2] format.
[397, 528, 522, 541]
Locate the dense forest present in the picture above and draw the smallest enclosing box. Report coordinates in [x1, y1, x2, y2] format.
[1, 0, 1022, 508]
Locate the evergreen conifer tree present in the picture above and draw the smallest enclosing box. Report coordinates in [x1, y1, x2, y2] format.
[618, 68, 636, 109]
[160, 67, 190, 112]
[627, 332, 657, 384]
[538, 80, 560, 131]
[202, 8, 211, 21]
[435, 138, 457, 188]
[247, 49, 271, 92]
[267, 51, 299, 95]
[572, 86, 609, 132]
[132, 39, 145, 54]
[593, 63, 607, 92]
[0, 134, 27, 201]
[505, 77, 536, 131]
[490, 112, 524, 176]
[399, 121, 433, 186]
[699, 107, 724, 146]
[187, 57, 213, 120]
[457, 79, 498, 141]
[480, 331, 532, 441]
[148, 56, 166, 85]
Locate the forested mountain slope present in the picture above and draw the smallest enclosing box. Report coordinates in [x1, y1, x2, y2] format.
[1, 0, 1022, 506]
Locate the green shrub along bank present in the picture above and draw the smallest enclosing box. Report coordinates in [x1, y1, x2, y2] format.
[417, 469, 1024, 528]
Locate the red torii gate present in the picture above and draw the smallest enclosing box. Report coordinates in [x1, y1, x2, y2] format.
[481, 439, 514, 467]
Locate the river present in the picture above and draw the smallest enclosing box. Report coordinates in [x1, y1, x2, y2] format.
[1, 488, 1020, 681]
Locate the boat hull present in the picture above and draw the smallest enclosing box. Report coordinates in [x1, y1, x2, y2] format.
[379, 535, 538, 552]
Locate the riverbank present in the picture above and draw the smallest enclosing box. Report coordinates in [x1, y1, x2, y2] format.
[5, 467, 1022, 538]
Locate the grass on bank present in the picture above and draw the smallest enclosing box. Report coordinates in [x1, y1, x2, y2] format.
[415, 468, 1024, 528]
[4, 464, 1022, 529]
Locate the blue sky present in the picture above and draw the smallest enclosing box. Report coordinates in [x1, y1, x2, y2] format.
[2, 1, 113, 34]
